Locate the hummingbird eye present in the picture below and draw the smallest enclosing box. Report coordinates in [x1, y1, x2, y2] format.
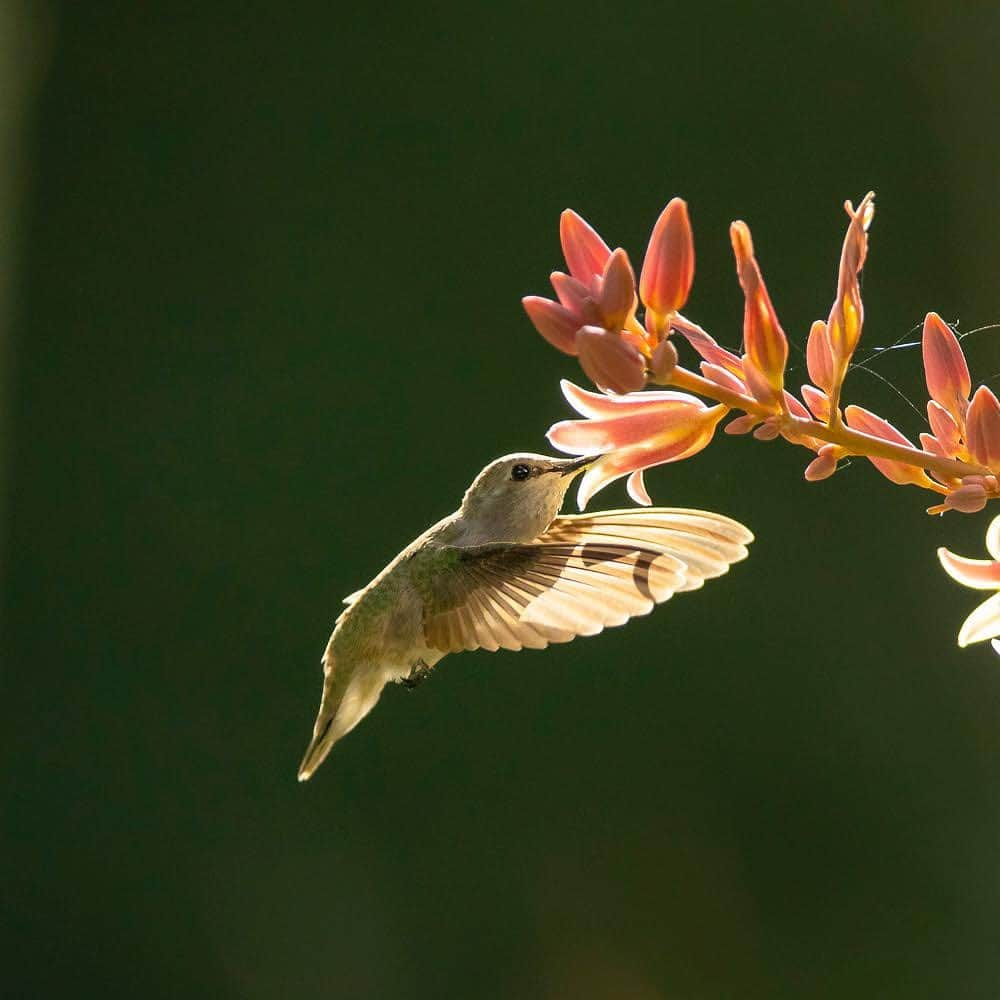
[511, 463, 531, 481]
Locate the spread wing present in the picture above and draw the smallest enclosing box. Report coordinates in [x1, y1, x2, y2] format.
[421, 507, 752, 653]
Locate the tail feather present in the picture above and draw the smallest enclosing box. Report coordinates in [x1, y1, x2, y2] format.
[297, 649, 387, 781]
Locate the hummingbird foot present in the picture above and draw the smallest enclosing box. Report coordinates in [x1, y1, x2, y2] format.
[400, 659, 432, 689]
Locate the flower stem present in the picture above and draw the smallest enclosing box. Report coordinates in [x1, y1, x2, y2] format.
[663, 365, 989, 483]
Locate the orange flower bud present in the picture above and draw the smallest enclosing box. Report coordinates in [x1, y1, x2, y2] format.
[801, 385, 832, 423]
[730, 220, 787, 400]
[967, 385, 1000, 470]
[575, 326, 647, 395]
[560, 209, 612, 283]
[826, 195, 874, 381]
[804, 444, 840, 481]
[639, 197, 695, 318]
[596, 248, 637, 331]
[926, 400, 962, 457]
[805, 320, 834, 395]
[522, 295, 580, 355]
[922, 312, 971, 425]
[650, 338, 679, 382]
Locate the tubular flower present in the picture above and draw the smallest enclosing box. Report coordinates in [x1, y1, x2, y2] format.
[547, 380, 727, 508]
[806, 320, 835, 397]
[576, 326, 646, 395]
[640, 197, 695, 331]
[560, 209, 612, 283]
[826, 193, 874, 394]
[730, 221, 788, 406]
[938, 514, 1000, 652]
[966, 385, 1000, 471]
[922, 313, 971, 427]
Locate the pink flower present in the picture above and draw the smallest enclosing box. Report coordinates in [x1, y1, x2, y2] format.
[937, 514, 1000, 651]
[547, 380, 727, 508]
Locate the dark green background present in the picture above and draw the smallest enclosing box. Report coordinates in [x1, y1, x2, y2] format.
[6, 4, 1000, 997]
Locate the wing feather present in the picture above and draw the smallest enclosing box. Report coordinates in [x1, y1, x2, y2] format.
[420, 506, 752, 654]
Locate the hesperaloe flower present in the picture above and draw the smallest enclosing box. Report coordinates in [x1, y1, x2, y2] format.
[938, 514, 1000, 653]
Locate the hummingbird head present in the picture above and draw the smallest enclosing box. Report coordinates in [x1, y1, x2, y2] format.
[459, 452, 598, 543]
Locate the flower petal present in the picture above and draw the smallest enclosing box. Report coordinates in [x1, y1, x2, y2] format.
[987, 514, 1000, 561]
[844, 404, 935, 488]
[522, 296, 580, 355]
[826, 193, 874, 382]
[651, 338, 679, 382]
[627, 469, 652, 505]
[926, 400, 962, 456]
[550, 271, 599, 324]
[801, 384, 832, 423]
[957, 592, 1000, 647]
[937, 548, 1000, 589]
[639, 197, 695, 318]
[549, 407, 687, 454]
[966, 385, 1000, 470]
[730, 220, 788, 398]
[574, 405, 726, 507]
[701, 362, 747, 396]
[804, 445, 839, 481]
[922, 312, 970, 425]
[575, 326, 647, 395]
[806, 320, 834, 395]
[558, 379, 702, 419]
[597, 248, 637, 331]
[560, 209, 612, 283]
[671, 317, 744, 376]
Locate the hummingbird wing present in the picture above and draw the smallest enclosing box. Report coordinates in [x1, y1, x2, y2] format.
[420, 507, 752, 653]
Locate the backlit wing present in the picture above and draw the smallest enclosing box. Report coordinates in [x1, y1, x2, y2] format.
[421, 507, 752, 653]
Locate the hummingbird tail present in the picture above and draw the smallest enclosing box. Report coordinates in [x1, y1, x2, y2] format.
[297, 652, 387, 781]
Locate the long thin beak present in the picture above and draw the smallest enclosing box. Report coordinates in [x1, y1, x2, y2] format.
[557, 454, 600, 476]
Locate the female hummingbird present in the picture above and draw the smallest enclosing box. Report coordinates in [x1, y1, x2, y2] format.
[298, 453, 752, 780]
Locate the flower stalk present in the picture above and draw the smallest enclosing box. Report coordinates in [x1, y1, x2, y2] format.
[659, 354, 987, 486]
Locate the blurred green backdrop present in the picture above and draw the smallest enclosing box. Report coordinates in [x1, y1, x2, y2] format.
[5, 3, 1000, 997]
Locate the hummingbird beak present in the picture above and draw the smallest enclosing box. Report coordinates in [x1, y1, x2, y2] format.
[557, 454, 601, 477]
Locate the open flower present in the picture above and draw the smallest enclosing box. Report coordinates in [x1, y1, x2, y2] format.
[938, 514, 1000, 653]
[547, 379, 727, 508]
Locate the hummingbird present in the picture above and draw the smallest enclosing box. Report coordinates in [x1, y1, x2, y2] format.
[298, 453, 753, 780]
